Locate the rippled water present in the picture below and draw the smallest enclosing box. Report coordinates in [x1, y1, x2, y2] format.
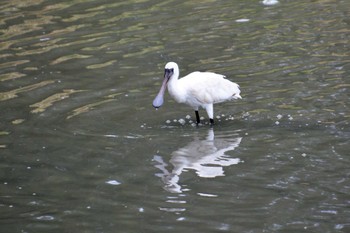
[1, 0, 349, 232]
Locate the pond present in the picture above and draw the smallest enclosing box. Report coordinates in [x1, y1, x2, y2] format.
[1, 0, 349, 232]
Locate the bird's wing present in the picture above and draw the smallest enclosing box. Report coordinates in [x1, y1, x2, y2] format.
[181, 72, 240, 104]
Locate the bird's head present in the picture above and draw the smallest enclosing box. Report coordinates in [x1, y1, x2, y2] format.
[164, 62, 178, 80]
[152, 62, 179, 109]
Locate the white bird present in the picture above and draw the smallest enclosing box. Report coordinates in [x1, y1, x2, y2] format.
[152, 62, 242, 125]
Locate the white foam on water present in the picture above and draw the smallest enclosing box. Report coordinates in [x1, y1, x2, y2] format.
[104, 134, 118, 138]
[105, 180, 121, 186]
[178, 118, 186, 125]
[235, 18, 250, 22]
[197, 193, 218, 197]
[262, 0, 279, 6]
[176, 217, 186, 221]
[36, 215, 55, 221]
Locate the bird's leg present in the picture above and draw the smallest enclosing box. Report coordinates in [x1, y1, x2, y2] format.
[210, 118, 214, 125]
[195, 110, 200, 124]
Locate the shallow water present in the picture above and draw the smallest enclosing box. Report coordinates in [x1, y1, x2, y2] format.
[1, 0, 349, 232]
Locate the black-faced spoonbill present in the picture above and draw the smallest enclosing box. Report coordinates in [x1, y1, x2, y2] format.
[152, 62, 242, 125]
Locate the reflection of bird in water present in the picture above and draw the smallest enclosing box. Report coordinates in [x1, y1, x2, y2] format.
[154, 129, 242, 193]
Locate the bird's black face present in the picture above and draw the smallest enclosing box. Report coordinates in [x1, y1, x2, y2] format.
[164, 68, 174, 80]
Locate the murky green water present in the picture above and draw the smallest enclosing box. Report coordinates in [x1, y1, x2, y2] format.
[1, 0, 349, 232]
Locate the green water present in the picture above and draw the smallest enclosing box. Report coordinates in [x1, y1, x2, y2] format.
[1, 0, 349, 232]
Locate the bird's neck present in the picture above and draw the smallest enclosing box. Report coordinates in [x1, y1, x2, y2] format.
[167, 74, 186, 103]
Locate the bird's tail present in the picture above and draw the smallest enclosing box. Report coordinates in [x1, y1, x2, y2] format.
[232, 93, 242, 99]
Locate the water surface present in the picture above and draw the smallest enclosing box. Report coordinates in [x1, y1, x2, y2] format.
[1, 0, 349, 232]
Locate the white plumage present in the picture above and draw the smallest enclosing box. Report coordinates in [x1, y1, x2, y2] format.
[153, 62, 241, 124]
